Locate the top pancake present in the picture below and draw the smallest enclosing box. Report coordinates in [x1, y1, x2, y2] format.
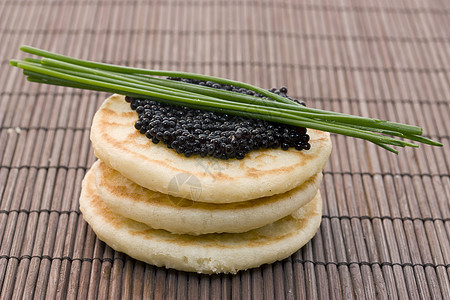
[91, 94, 332, 203]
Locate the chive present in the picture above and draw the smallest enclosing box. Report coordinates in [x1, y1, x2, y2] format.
[34, 58, 424, 136]
[20, 45, 295, 105]
[16, 47, 428, 135]
[10, 45, 443, 153]
[26, 71, 418, 148]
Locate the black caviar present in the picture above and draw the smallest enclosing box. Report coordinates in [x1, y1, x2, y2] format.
[126, 79, 310, 160]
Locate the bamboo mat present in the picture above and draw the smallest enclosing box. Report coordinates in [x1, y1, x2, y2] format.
[0, 0, 449, 298]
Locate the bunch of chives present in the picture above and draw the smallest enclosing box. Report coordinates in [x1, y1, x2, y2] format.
[10, 45, 442, 154]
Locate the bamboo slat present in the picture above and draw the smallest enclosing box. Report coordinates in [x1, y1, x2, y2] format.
[0, 0, 448, 298]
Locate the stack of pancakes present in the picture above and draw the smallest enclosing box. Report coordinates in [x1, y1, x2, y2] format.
[80, 95, 332, 274]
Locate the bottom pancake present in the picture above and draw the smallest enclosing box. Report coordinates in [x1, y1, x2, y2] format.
[79, 168, 323, 274]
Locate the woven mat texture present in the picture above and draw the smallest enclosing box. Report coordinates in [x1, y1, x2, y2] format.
[0, 0, 449, 299]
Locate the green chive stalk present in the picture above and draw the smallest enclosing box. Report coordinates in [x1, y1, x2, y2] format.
[10, 45, 443, 153]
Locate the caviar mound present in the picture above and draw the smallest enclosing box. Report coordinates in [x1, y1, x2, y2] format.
[90, 94, 332, 203]
[127, 80, 310, 160]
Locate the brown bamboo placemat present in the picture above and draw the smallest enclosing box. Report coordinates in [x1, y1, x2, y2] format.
[0, 0, 449, 298]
